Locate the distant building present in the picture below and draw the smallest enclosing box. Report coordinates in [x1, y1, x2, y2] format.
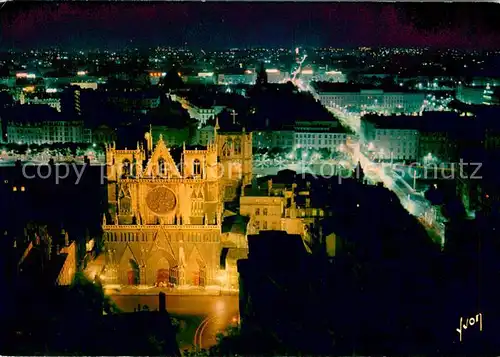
[4, 105, 92, 144]
[417, 113, 461, 163]
[252, 130, 294, 151]
[265, 68, 288, 84]
[92, 124, 117, 145]
[7, 119, 91, 145]
[240, 184, 284, 234]
[193, 124, 215, 146]
[316, 83, 425, 114]
[190, 105, 225, 125]
[60, 86, 82, 116]
[294, 120, 349, 152]
[240, 178, 323, 241]
[107, 90, 161, 114]
[182, 72, 216, 85]
[361, 114, 420, 161]
[20, 92, 62, 112]
[70, 82, 98, 90]
[361, 112, 464, 163]
[317, 70, 346, 83]
[217, 70, 257, 85]
[44, 75, 104, 89]
[456, 85, 490, 105]
[173, 96, 226, 125]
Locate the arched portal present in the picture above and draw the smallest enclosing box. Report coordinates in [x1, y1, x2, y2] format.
[147, 246, 178, 286]
[187, 258, 207, 287]
[156, 257, 170, 286]
[127, 259, 140, 285]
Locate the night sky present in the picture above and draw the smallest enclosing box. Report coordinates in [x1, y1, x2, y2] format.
[1, 2, 500, 50]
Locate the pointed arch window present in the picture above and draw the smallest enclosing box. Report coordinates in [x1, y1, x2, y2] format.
[193, 159, 201, 176]
[131, 159, 138, 177]
[191, 188, 204, 216]
[223, 138, 233, 157]
[122, 159, 131, 177]
[234, 138, 241, 155]
[158, 157, 166, 176]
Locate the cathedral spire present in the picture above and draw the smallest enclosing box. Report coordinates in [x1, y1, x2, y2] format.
[213, 116, 220, 146]
[145, 131, 153, 153]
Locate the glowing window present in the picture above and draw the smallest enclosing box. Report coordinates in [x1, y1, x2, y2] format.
[193, 159, 201, 176]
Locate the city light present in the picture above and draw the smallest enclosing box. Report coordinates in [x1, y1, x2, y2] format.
[77, 71, 87, 76]
[266, 69, 279, 73]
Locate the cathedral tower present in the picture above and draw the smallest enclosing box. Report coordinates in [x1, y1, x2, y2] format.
[217, 123, 253, 202]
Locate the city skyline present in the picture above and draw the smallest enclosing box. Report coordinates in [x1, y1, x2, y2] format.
[2, 2, 500, 355]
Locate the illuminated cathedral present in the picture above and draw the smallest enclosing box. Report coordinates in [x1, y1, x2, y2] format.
[101, 120, 252, 287]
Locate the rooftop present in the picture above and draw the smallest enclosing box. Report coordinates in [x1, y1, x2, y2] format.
[3, 105, 65, 123]
[361, 111, 477, 133]
[313, 82, 420, 94]
[18, 244, 68, 287]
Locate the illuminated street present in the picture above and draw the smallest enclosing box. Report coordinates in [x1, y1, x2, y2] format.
[325, 104, 446, 245]
[110, 294, 239, 351]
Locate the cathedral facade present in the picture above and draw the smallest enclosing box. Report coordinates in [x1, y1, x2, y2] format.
[101, 125, 252, 287]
